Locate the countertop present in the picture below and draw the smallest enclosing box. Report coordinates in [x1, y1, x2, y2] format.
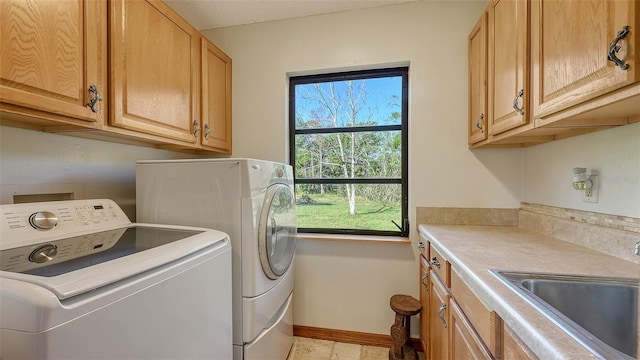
[417, 224, 640, 360]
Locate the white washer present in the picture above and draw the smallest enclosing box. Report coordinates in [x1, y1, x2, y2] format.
[136, 158, 296, 360]
[0, 199, 232, 360]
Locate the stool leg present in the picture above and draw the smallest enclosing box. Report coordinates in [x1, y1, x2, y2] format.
[390, 313, 407, 360]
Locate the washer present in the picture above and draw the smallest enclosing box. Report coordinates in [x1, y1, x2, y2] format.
[0, 199, 232, 359]
[136, 158, 296, 360]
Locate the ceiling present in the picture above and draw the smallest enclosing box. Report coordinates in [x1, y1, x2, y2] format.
[164, 0, 419, 30]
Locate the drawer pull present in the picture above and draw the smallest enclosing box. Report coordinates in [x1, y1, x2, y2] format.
[430, 257, 441, 268]
[192, 120, 201, 137]
[437, 303, 447, 328]
[512, 89, 524, 115]
[475, 113, 484, 132]
[421, 272, 429, 288]
[87, 85, 102, 113]
[608, 26, 630, 70]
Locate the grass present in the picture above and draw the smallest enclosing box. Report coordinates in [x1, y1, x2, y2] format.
[296, 193, 401, 232]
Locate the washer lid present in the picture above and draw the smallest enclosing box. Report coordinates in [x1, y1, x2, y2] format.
[0, 224, 227, 299]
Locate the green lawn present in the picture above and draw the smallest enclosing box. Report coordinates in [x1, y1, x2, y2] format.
[296, 193, 400, 231]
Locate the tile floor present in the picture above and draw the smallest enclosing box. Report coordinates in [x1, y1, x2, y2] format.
[286, 337, 389, 360]
[287, 337, 425, 360]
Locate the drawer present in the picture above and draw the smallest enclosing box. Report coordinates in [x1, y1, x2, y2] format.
[428, 242, 450, 286]
[450, 269, 501, 356]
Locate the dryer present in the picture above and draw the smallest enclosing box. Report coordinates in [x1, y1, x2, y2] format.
[0, 199, 232, 359]
[136, 158, 297, 360]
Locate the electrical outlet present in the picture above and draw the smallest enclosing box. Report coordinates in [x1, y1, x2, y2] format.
[583, 175, 599, 203]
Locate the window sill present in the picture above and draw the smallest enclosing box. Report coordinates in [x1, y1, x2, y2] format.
[296, 233, 411, 244]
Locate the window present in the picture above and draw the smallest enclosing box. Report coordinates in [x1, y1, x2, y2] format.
[289, 67, 408, 236]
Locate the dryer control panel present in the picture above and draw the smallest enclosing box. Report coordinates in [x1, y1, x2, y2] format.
[0, 199, 131, 250]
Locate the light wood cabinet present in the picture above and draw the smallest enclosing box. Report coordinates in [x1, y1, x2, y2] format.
[200, 38, 232, 153]
[429, 270, 449, 360]
[469, 0, 639, 149]
[468, 12, 488, 145]
[531, 0, 640, 124]
[419, 256, 430, 356]
[0, 0, 106, 127]
[487, 0, 530, 135]
[450, 300, 493, 360]
[1, 0, 232, 154]
[502, 324, 538, 360]
[109, 0, 199, 144]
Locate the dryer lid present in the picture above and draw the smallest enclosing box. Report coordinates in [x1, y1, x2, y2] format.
[0, 224, 227, 299]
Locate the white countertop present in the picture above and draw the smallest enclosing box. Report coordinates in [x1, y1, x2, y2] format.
[418, 224, 640, 360]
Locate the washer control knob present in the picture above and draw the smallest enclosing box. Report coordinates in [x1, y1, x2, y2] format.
[29, 211, 58, 230]
[29, 244, 58, 263]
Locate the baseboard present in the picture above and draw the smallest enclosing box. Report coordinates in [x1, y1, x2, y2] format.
[293, 325, 423, 352]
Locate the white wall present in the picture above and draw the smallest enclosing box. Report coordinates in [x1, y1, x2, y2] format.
[0, 126, 198, 219]
[523, 122, 640, 218]
[204, 0, 523, 336]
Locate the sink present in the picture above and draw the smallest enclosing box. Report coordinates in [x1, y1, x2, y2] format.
[491, 270, 638, 360]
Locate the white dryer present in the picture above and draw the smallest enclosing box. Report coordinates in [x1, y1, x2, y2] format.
[136, 158, 297, 360]
[0, 199, 233, 359]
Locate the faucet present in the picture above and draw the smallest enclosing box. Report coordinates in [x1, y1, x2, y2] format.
[635, 242, 640, 256]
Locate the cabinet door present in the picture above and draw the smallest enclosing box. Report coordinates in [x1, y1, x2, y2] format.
[468, 12, 488, 145]
[429, 272, 449, 360]
[420, 256, 430, 356]
[1, 0, 106, 124]
[531, 0, 638, 119]
[201, 38, 232, 153]
[109, 0, 199, 143]
[502, 324, 538, 360]
[488, 0, 529, 135]
[450, 300, 494, 360]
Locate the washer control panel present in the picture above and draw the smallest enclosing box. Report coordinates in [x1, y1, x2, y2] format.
[0, 199, 131, 251]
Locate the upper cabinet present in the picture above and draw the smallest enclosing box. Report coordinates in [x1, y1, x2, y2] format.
[109, 0, 199, 145]
[0, 0, 107, 126]
[200, 38, 232, 153]
[0, 0, 232, 154]
[531, 0, 638, 121]
[488, 0, 530, 135]
[468, 12, 488, 145]
[469, 0, 640, 148]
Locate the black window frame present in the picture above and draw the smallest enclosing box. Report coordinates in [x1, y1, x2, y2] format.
[289, 67, 409, 237]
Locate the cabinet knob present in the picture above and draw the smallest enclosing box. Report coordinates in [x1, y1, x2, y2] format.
[87, 85, 102, 113]
[607, 25, 630, 70]
[430, 257, 441, 269]
[512, 89, 524, 115]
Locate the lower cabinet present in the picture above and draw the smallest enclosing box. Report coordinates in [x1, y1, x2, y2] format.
[420, 244, 537, 360]
[450, 300, 493, 360]
[420, 256, 430, 356]
[429, 271, 449, 360]
[502, 324, 539, 360]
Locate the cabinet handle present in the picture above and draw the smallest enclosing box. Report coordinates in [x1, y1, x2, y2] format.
[421, 272, 429, 288]
[87, 85, 102, 113]
[437, 303, 447, 328]
[430, 257, 441, 268]
[204, 124, 211, 139]
[607, 26, 630, 70]
[192, 120, 201, 137]
[512, 89, 524, 115]
[475, 113, 484, 132]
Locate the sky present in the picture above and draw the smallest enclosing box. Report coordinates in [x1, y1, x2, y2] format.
[294, 75, 402, 128]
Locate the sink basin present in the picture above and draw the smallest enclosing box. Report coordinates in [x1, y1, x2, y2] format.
[491, 270, 638, 360]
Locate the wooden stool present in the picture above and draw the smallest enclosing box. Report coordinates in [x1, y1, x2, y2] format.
[389, 294, 422, 360]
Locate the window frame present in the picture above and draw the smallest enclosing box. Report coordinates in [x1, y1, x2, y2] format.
[289, 67, 409, 237]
